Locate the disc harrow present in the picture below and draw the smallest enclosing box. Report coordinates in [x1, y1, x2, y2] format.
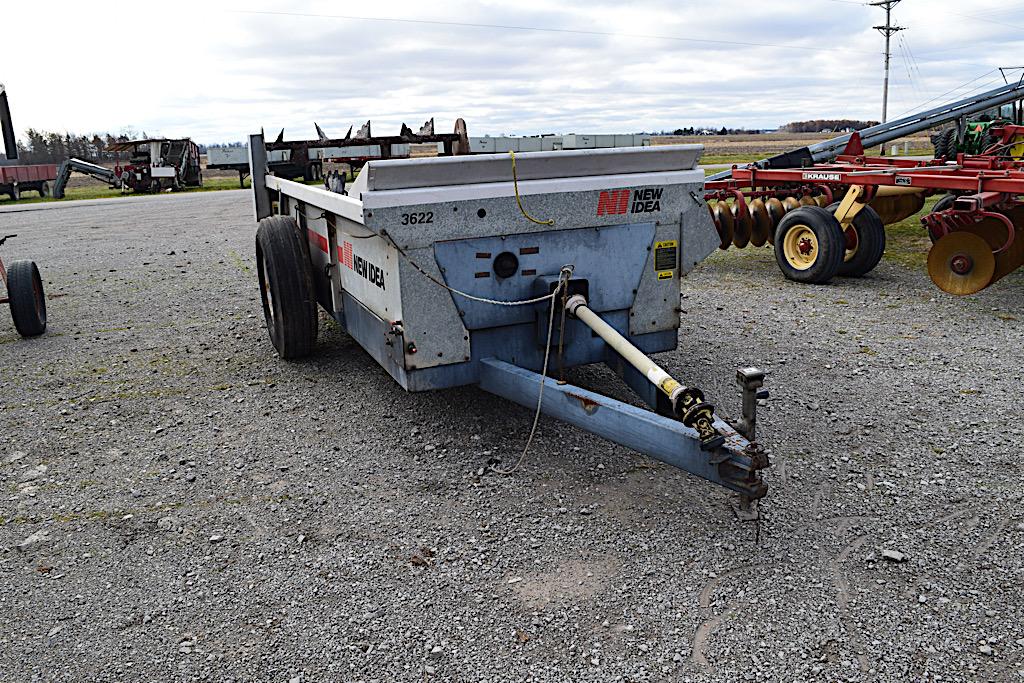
[703, 130, 1024, 295]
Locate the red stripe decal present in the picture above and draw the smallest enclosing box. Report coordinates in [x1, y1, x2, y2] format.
[307, 228, 329, 254]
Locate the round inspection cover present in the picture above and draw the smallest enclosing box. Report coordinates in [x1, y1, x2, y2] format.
[493, 251, 519, 278]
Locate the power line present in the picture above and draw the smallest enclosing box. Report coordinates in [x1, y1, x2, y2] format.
[871, 1, 906, 124]
[888, 69, 1002, 120]
[229, 9, 881, 56]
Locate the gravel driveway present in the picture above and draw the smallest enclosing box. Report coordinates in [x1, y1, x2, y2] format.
[1, 190, 1022, 682]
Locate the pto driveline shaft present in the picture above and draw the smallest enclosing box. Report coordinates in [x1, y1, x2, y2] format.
[565, 294, 724, 450]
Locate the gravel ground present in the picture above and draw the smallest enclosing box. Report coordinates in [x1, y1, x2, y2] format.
[1, 190, 1023, 682]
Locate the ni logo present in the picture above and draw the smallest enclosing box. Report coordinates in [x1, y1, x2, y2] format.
[597, 188, 664, 216]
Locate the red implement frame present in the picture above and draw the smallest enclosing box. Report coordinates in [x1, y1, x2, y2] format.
[704, 132, 1024, 246]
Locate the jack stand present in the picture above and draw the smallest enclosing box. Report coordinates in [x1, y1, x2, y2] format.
[732, 367, 768, 522]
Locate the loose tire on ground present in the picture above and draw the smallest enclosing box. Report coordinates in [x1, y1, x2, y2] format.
[7, 259, 47, 337]
[826, 202, 887, 277]
[38, 182, 50, 198]
[773, 206, 846, 284]
[255, 215, 318, 359]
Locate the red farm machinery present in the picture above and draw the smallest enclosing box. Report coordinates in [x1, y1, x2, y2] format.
[703, 78, 1024, 295]
[1, 83, 57, 200]
[52, 138, 202, 199]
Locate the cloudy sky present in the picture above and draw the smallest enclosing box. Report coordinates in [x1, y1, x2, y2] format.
[2, 0, 1022, 146]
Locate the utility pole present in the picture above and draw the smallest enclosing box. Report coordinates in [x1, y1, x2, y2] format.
[872, 0, 906, 124]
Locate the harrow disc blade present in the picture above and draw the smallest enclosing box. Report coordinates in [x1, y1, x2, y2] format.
[712, 202, 734, 250]
[765, 198, 786, 233]
[748, 199, 772, 247]
[799, 195, 816, 207]
[731, 203, 752, 248]
[870, 192, 926, 225]
[974, 208, 1024, 286]
[814, 195, 829, 208]
[927, 231, 996, 295]
[783, 196, 802, 212]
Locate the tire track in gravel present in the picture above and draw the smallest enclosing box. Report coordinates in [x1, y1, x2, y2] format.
[921, 505, 975, 530]
[692, 606, 738, 669]
[796, 481, 830, 533]
[832, 533, 872, 675]
[698, 565, 755, 609]
[971, 518, 1008, 562]
[692, 565, 756, 670]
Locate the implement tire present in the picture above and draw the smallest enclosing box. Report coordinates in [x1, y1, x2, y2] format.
[256, 215, 317, 359]
[773, 206, 845, 284]
[826, 203, 887, 277]
[7, 260, 47, 337]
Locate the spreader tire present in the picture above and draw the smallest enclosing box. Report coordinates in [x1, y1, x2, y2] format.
[256, 215, 317, 359]
[773, 206, 845, 284]
[826, 203, 887, 277]
[7, 259, 47, 337]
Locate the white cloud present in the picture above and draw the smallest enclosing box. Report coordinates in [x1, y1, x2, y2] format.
[2, 0, 1021, 145]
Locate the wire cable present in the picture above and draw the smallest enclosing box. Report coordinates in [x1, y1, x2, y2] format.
[380, 230, 561, 306]
[491, 265, 573, 475]
[229, 9, 880, 56]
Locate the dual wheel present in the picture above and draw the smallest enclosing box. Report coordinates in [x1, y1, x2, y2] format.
[6, 260, 47, 336]
[773, 204, 886, 284]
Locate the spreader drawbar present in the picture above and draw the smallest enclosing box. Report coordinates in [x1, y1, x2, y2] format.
[477, 294, 769, 500]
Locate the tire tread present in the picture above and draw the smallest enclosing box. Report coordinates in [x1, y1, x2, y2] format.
[256, 216, 318, 359]
[7, 260, 47, 337]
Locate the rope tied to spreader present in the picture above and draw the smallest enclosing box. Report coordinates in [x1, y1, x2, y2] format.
[509, 150, 554, 226]
[491, 264, 574, 475]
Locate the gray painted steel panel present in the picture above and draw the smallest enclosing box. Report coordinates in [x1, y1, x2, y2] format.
[259, 145, 715, 382]
[364, 145, 702, 191]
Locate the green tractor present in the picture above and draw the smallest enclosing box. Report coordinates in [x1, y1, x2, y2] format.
[932, 100, 1024, 159]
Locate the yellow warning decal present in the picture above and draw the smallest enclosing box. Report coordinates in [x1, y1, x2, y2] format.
[654, 240, 678, 273]
[657, 271, 674, 280]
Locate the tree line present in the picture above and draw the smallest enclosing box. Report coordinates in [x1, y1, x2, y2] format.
[13, 129, 214, 164]
[782, 119, 878, 133]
